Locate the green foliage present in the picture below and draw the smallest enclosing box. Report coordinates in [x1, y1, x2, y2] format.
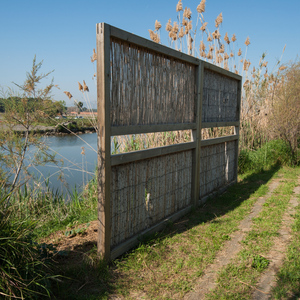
[238, 139, 297, 174]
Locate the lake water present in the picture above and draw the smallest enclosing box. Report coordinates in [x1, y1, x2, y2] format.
[31, 132, 98, 196]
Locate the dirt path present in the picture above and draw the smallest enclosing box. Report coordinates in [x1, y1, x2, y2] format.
[184, 178, 282, 300]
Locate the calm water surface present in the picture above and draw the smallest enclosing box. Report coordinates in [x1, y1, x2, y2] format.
[32, 133, 98, 195]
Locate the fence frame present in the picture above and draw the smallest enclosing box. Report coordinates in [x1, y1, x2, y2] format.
[96, 23, 242, 260]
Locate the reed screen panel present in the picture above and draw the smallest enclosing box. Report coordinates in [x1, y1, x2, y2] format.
[199, 140, 236, 198]
[202, 69, 239, 123]
[110, 38, 196, 127]
[110, 150, 193, 248]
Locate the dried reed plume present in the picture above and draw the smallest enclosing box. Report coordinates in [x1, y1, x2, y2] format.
[155, 20, 162, 30]
[83, 80, 89, 92]
[178, 27, 185, 38]
[207, 33, 212, 42]
[91, 48, 97, 62]
[215, 12, 223, 27]
[197, 0, 206, 13]
[64, 91, 72, 99]
[200, 22, 208, 31]
[166, 19, 172, 32]
[78, 82, 83, 91]
[238, 48, 242, 56]
[243, 59, 251, 71]
[231, 34, 237, 42]
[176, 0, 183, 12]
[183, 7, 192, 19]
[219, 44, 225, 53]
[224, 32, 230, 44]
[149, 29, 160, 43]
[212, 30, 221, 40]
[245, 37, 250, 46]
[200, 40, 206, 51]
[172, 21, 179, 34]
[279, 65, 287, 70]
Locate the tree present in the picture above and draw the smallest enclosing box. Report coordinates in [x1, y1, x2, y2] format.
[75, 101, 83, 114]
[0, 56, 58, 192]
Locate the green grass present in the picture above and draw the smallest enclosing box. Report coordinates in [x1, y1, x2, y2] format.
[271, 174, 300, 299]
[100, 167, 280, 299]
[205, 166, 299, 299]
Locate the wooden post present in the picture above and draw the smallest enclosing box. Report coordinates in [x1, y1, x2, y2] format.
[234, 78, 242, 182]
[191, 62, 204, 207]
[96, 23, 112, 260]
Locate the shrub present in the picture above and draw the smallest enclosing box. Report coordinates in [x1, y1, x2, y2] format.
[238, 139, 297, 174]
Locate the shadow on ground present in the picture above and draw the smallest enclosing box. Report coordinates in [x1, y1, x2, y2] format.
[50, 164, 281, 299]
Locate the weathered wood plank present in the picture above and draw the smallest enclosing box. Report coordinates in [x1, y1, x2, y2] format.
[234, 79, 242, 182]
[111, 142, 196, 166]
[111, 123, 196, 136]
[201, 135, 238, 147]
[201, 121, 239, 128]
[191, 62, 204, 207]
[96, 23, 112, 260]
[203, 60, 242, 81]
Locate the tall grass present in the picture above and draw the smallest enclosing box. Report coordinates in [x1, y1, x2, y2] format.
[0, 193, 56, 299]
[4, 176, 98, 239]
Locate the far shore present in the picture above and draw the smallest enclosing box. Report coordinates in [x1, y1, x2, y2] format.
[0, 123, 97, 136]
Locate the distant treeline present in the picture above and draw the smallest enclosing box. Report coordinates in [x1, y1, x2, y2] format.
[0, 97, 66, 116]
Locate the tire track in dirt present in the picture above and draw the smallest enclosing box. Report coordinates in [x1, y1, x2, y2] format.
[252, 177, 300, 300]
[184, 178, 281, 300]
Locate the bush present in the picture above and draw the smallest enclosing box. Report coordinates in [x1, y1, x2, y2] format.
[238, 139, 297, 174]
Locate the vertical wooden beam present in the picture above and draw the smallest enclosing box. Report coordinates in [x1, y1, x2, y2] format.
[96, 23, 112, 260]
[234, 78, 242, 182]
[191, 62, 204, 207]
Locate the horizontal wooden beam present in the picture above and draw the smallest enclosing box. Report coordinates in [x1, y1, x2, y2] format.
[203, 60, 242, 81]
[111, 141, 196, 166]
[111, 123, 196, 136]
[201, 121, 239, 128]
[201, 135, 238, 147]
[110, 122, 239, 136]
[110, 205, 192, 260]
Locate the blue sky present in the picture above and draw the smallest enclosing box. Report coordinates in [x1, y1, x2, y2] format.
[1, 0, 299, 108]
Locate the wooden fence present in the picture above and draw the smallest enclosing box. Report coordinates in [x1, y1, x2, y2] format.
[96, 23, 242, 260]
